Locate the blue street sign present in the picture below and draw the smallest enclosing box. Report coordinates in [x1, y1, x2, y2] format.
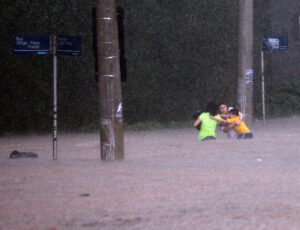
[262, 36, 288, 52]
[13, 35, 50, 55]
[57, 36, 81, 56]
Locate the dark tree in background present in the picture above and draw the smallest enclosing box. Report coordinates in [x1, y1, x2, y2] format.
[118, 0, 240, 123]
[0, 0, 275, 134]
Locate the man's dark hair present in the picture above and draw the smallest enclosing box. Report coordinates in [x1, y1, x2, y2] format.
[229, 108, 239, 116]
[218, 103, 226, 108]
[205, 102, 218, 116]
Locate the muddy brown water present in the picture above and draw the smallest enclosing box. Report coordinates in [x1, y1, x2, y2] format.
[1, 117, 300, 230]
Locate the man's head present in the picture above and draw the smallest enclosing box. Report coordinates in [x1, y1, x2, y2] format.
[218, 103, 228, 114]
[229, 108, 239, 118]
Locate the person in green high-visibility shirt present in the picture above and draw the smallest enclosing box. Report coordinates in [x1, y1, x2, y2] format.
[193, 102, 221, 141]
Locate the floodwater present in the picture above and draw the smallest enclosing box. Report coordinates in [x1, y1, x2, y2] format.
[1, 116, 300, 230]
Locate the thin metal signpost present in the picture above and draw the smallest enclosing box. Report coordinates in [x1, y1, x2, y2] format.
[52, 35, 58, 160]
[51, 35, 81, 160]
[261, 45, 265, 126]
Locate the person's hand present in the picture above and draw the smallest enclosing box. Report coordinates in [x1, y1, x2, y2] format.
[228, 123, 236, 128]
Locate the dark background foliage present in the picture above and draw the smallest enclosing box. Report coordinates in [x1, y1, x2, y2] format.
[1, 0, 296, 134]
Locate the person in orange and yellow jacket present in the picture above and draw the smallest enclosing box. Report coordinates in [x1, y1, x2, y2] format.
[210, 108, 253, 139]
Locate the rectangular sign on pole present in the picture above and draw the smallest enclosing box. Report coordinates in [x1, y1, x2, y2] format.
[57, 36, 81, 56]
[13, 34, 81, 160]
[262, 36, 288, 52]
[13, 35, 50, 55]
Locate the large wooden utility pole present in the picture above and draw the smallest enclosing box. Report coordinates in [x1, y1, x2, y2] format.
[96, 0, 124, 160]
[238, 0, 254, 126]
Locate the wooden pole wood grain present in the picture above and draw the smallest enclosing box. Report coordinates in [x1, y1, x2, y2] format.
[238, 0, 254, 127]
[96, 0, 124, 160]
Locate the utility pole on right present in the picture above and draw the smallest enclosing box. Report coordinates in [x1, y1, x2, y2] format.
[238, 0, 254, 127]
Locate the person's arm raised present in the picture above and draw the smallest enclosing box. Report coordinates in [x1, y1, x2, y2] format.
[219, 113, 229, 119]
[210, 115, 227, 125]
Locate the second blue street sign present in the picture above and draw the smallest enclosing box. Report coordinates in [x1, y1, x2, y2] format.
[57, 36, 81, 56]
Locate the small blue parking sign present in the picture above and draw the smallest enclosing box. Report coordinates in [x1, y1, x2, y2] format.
[57, 36, 81, 56]
[13, 35, 50, 55]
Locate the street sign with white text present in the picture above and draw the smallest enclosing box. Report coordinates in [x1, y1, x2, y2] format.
[57, 36, 81, 56]
[262, 36, 288, 52]
[13, 35, 50, 55]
